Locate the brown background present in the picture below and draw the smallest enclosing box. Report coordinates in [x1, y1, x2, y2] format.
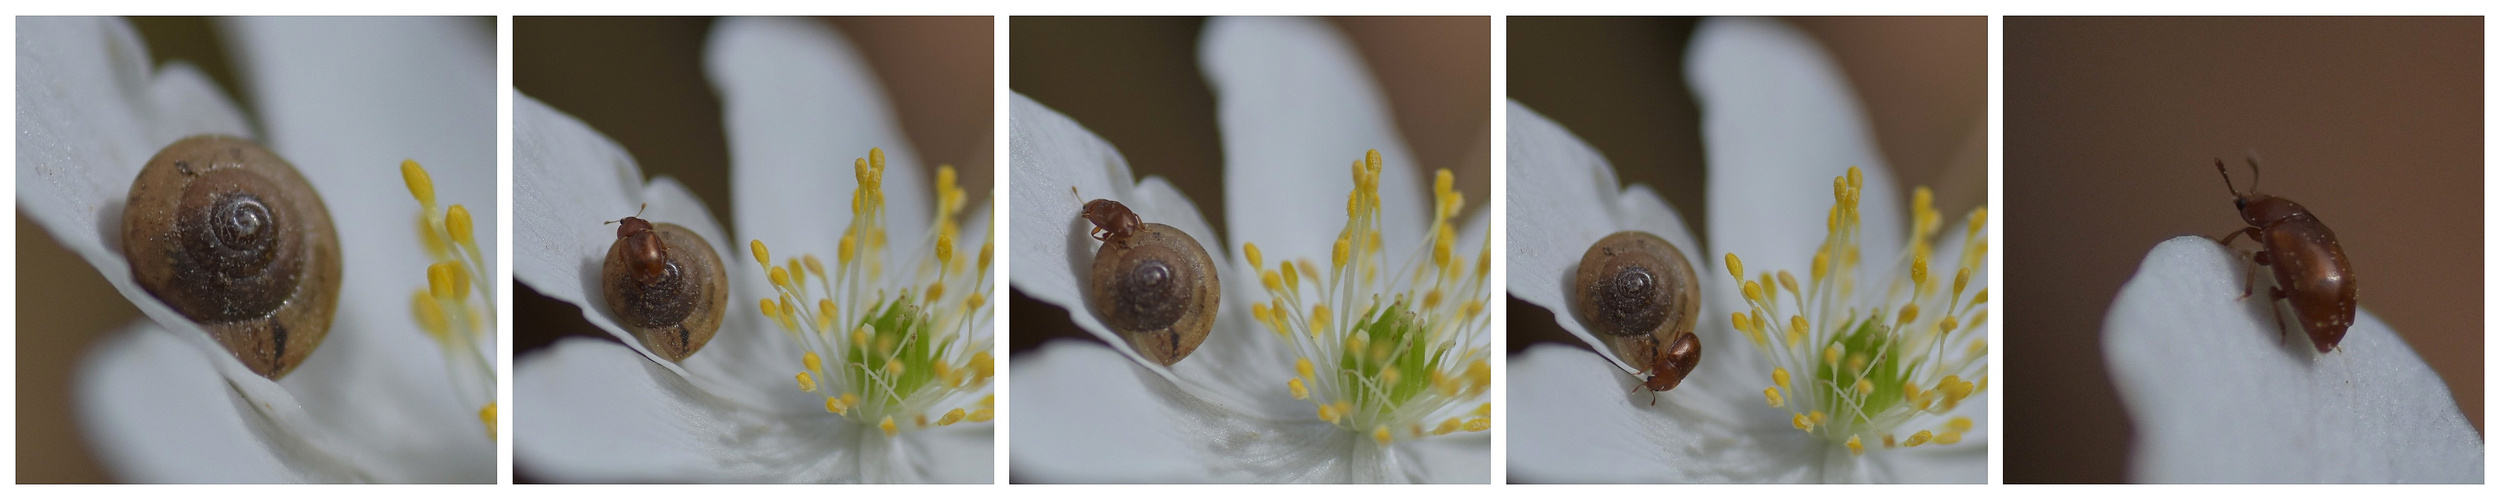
[1006, 17, 1494, 355]
[2004, 17, 2483, 483]
[1504, 17, 1990, 354]
[508, 16, 992, 481]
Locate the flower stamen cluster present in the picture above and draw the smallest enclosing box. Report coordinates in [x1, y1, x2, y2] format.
[399, 159, 496, 439]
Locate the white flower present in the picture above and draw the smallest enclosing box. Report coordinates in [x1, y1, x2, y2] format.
[2104, 237, 2482, 483]
[18, 17, 496, 482]
[1505, 18, 1987, 483]
[1010, 17, 1491, 483]
[512, 17, 993, 483]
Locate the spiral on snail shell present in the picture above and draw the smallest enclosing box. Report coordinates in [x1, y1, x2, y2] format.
[123, 135, 341, 379]
[1082, 198, 1220, 366]
[1572, 231, 1701, 381]
[600, 215, 727, 361]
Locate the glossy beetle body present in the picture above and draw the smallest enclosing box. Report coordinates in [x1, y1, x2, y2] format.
[2215, 156, 2357, 353]
[1635, 331, 1702, 405]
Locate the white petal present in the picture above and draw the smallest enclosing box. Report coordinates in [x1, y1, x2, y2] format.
[894, 423, 997, 484]
[707, 16, 929, 284]
[1392, 434, 1491, 484]
[1689, 17, 1906, 295]
[76, 322, 295, 483]
[1010, 340, 1350, 483]
[1503, 101, 1703, 372]
[515, 94, 738, 374]
[1202, 16, 1428, 279]
[517, 337, 878, 482]
[2105, 237, 2483, 483]
[1506, 345, 1825, 483]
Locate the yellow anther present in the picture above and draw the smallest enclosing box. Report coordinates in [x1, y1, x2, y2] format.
[1903, 381, 1925, 402]
[879, 416, 898, 437]
[1380, 367, 1401, 385]
[1847, 353, 1868, 374]
[795, 371, 817, 392]
[478, 402, 496, 439]
[935, 234, 955, 265]
[1953, 267, 1971, 297]
[1741, 280, 1764, 304]
[1884, 434, 1898, 448]
[884, 359, 904, 376]
[1244, 242, 1263, 270]
[1423, 289, 1443, 309]
[971, 352, 994, 380]
[783, 258, 805, 288]
[1809, 411, 1828, 425]
[779, 295, 797, 327]
[1764, 387, 1785, 407]
[1939, 315, 1961, 335]
[824, 396, 847, 415]
[1330, 236, 1351, 270]
[1466, 360, 1491, 387]
[400, 159, 434, 206]
[1463, 300, 1484, 319]
[1297, 357, 1316, 380]
[444, 204, 474, 246]
[968, 408, 994, 422]
[1311, 305, 1331, 333]
[1904, 430, 1932, 447]
[1373, 426, 1393, 445]
[1967, 339, 1988, 358]
[750, 239, 771, 267]
[938, 408, 966, 426]
[1464, 418, 1491, 432]
[1853, 378, 1874, 396]
[1777, 270, 1798, 295]
[770, 267, 791, 289]
[817, 299, 837, 331]
[1896, 304, 1919, 328]
[427, 262, 456, 299]
[1317, 403, 1338, 423]
[1824, 345, 1841, 365]
[1911, 257, 1929, 287]
[1252, 303, 1276, 332]
[1434, 418, 1463, 435]
[1289, 378, 1309, 400]
[804, 254, 825, 277]
[1346, 334, 1367, 356]
[1261, 270, 1283, 292]
[1772, 367, 1790, 388]
[1934, 431, 1963, 445]
[756, 299, 781, 328]
[838, 230, 857, 264]
[1947, 416, 1974, 433]
[1792, 413, 1813, 431]
[410, 292, 449, 337]
[1725, 253, 1744, 281]
[1280, 261, 1299, 291]
[1811, 249, 1831, 282]
[1847, 435, 1864, 456]
[1731, 312, 1751, 333]
[966, 292, 987, 310]
[978, 242, 993, 270]
[842, 393, 861, 409]
[925, 282, 947, 303]
[1788, 315, 1808, 340]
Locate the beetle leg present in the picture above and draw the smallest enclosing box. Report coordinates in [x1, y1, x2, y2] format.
[2269, 286, 2291, 345]
[2216, 227, 2262, 247]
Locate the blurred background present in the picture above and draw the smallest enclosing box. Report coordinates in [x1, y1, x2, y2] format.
[508, 16, 992, 481]
[1503, 17, 1989, 357]
[2004, 17, 2482, 483]
[1006, 17, 1493, 355]
[13, 17, 495, 483]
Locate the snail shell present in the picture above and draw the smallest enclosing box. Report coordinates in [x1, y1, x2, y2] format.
[600, 219, 726, 361]
[1087, 222, 1220, 366]
[123, 135, 341, 379]
[1572, 231, 1700, 368]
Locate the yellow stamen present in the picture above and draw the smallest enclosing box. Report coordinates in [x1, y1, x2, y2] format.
[937, 408, 966, 426]
[1847, 435, 1864, 456]
[478, 403, 496, 440]
[1372, 426, 1392, 445]
[400, 159, 434, 207]
[879, 416, 898, 437]
[1764, 387, 1785, 407]
[446, 204, 473, 245]
[1904, 430, 1932, 447]
[1245, 242, 1264, 270]
[795, 371, 817, 392]
[1289, 378, 1309, 400]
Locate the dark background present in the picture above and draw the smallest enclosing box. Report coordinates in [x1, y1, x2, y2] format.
[1006, 17, 1494, 355]
[1503, 17, 1990, 356]
[2004, 17, 2483, 483]
[514, 16, 994, 481]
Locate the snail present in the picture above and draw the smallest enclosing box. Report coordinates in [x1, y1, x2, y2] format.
[1572, 231, 1702, 397]
[600, 208, 727, 361]
[123, 135, 341, 379]
[1081, 197, 1219, 366]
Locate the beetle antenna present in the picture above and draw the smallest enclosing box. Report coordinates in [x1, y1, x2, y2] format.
[604, 203, 648, 225]
[2243, 152, 2264, 193]
[2214, 158, 2242, 198]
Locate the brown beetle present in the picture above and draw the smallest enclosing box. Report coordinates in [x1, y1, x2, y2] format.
[2214, 156, 2356, 353]
[1631, 331, 1702, 405]
[600, 206, 727, 362]
[1078, 194, 1220, 366]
